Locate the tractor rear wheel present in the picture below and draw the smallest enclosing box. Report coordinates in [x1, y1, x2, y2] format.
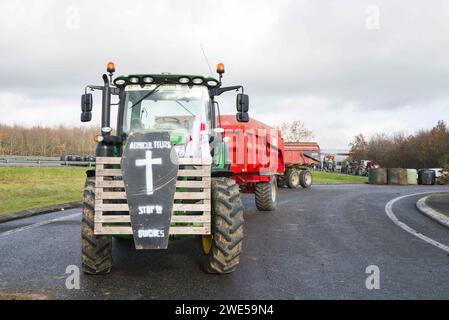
[81, 177, 113, 275]
[202, 177, 244, 274]
[299, 170, 313, 189]
[286, 169, 300, 189]
[255, 176, 277, 211]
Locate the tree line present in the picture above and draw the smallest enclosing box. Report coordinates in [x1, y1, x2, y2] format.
[349, 121, 449, 169]
[0, 124, 98, 156]
[0, 120, 315, 157]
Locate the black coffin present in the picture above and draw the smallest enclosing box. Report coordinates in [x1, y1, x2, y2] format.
[121, 132, 179, 250]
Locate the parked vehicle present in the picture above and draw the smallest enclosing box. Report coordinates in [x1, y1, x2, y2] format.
[335, 161, 343, 173]
[220, 116, 315, 211]
[282, 142, 316, 189]
[78, 62, 249, 275]
[220, 116, 284, 211]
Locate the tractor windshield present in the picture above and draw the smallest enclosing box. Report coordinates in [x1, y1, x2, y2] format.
[122, 84, 211, 139]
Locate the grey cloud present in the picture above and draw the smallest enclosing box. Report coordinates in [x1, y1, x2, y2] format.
[0, 0, 448, 148]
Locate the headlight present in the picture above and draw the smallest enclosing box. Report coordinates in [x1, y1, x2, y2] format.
[129, 77, 140, 84]
[192, 78, 204, 85]
[207, 80, 219, 87]
[114, 78, 126, 86]
[143, 77, 154, 84]
[179, 77, 190, 84]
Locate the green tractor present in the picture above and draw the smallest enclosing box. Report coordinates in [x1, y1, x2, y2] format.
[80, 62, 250, 275]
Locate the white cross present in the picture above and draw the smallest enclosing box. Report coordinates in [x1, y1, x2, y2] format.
[135, 150, 162, 195]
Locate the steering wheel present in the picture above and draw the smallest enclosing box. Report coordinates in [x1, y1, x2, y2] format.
[156, 117, 181, 124]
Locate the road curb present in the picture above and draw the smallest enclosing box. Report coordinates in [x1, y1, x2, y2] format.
[416, 196, 449, 229]
[0, 202, 82, 224]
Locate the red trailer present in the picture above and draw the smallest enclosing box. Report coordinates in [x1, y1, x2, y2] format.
[279, 142, 318, 189]
[220, 116, 314, 211]
[284, 142, 320, 167]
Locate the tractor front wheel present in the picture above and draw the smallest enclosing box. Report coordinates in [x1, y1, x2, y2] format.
[202, 177, 244, 274]
[81, 177, 113, 275]
[255, 176, 278, 211]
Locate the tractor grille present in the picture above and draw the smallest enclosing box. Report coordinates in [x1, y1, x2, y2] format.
[94, 157, 212, 236]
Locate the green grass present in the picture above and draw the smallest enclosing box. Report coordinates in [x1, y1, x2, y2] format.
[0, 167, 87, 215]
[0, 167, 367, 215]
[312, 171, 368, 185]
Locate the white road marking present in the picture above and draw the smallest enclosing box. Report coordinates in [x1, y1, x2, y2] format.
[0, 212, 81, 238]
[385, 191, 449, 254]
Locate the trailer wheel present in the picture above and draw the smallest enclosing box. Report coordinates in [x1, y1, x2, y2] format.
[202, 177, 244, 274]
[277, 176, 286, 188]
[299, 170, 313, 189]
[81, 177, 112, 275]
[255, 176, 277, 211]
[286, 169, 300, 189]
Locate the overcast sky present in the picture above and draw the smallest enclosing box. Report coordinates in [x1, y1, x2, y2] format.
[0, 0, 448, 149]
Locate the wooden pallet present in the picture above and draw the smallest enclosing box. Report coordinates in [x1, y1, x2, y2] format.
[94, 157, 212, 236]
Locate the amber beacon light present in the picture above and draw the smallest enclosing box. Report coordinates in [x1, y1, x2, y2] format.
[217, 63, 225, 75]
[107, 61, 116, 74]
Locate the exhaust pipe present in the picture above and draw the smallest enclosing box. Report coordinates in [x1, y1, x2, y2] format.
[101, 74, 111, 132]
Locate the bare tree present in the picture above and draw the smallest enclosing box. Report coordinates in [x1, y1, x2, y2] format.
[349, 134, 368, 161]
[278, 120, 313, 142]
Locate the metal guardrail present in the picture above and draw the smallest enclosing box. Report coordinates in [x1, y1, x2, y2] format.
[0, 155, 95, 167]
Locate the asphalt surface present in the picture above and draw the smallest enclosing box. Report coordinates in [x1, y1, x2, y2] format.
[0, 184, 448, 300]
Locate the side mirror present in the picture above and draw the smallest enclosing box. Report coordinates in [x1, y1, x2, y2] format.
[236, 94, 249, 112]
[236, 112, 249, 123]
[81, 93, 93, 112]
[81, 112, 92, 123]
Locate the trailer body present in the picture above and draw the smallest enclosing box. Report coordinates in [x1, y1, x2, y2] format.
[219, 116, 314, 210]
[283, 142, 321, 168]
[220, 115, 284, 194]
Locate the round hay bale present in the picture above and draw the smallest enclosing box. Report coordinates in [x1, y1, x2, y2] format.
[388, 168, 408, 185]
[369, 168, 387, 185]
[406, 169, 418, 185]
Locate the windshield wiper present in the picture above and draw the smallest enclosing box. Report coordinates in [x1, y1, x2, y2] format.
[129, 84, 163, 110]
[176, 101, 195, 117]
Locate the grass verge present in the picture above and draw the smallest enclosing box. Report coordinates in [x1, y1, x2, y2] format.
[312, 171, 368, 185]
[0, 167, 87, 215]
[0, 167, 367, 215]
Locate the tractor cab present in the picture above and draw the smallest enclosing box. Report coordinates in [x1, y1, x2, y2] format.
[121, 81, 212, 159]
[81, 63, 250, 164]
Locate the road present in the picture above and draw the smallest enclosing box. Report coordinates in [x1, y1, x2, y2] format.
[0, 184, 448, 300]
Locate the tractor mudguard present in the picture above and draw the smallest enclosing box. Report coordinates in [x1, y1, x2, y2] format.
[211, 167, 233, 178]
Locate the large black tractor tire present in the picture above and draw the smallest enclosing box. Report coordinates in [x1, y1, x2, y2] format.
[202, 177, 244, 274]
[299, 170, 313, 189]
[286, 169, 300, 189]
[255, 176, 277, 211]
[81, 177, 113, 275]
